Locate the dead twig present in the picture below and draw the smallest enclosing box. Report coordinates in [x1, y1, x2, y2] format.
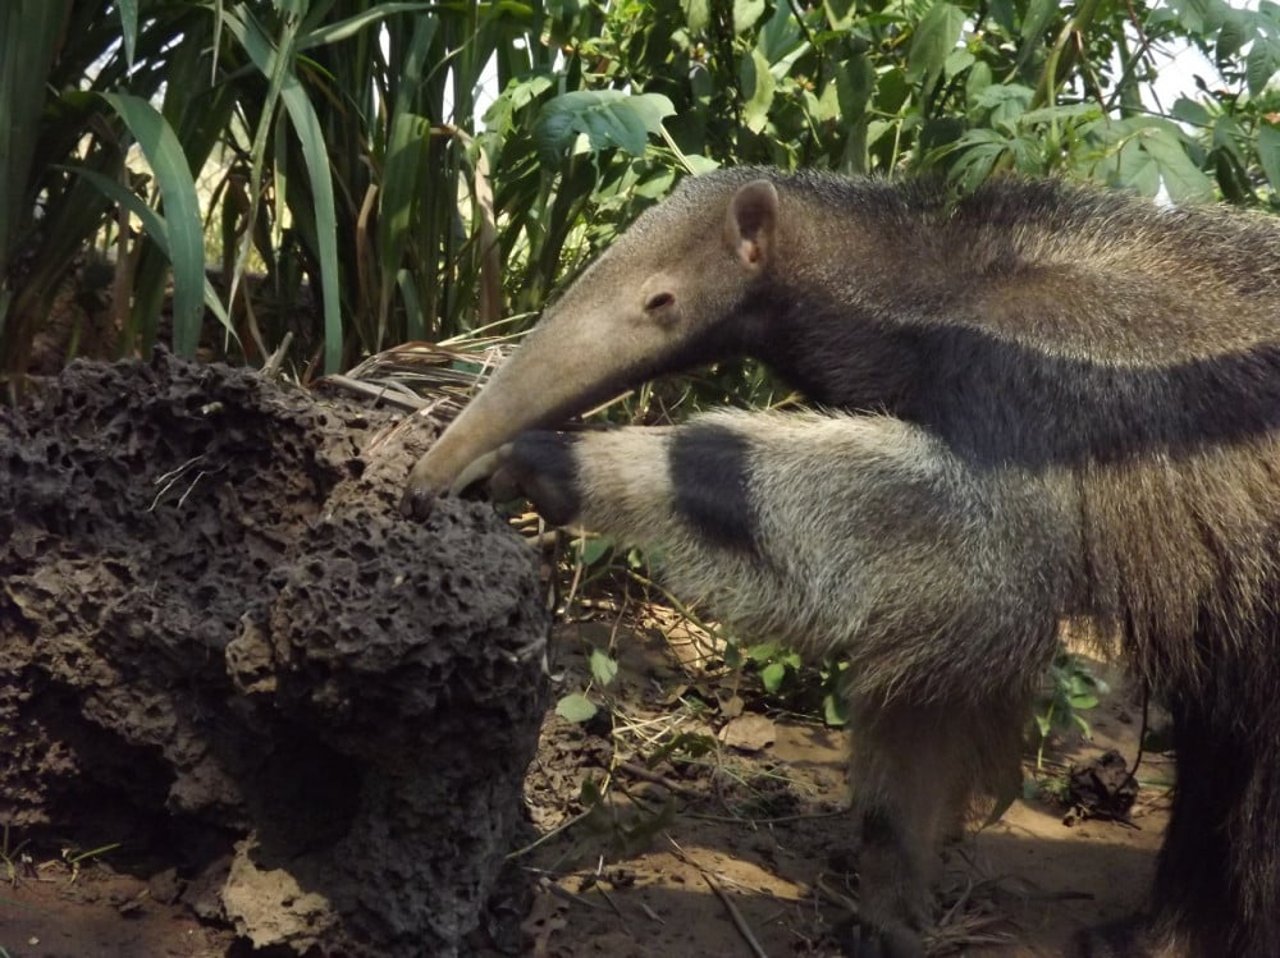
[666, 835, 770, 958]
[617, 760, 703, 800]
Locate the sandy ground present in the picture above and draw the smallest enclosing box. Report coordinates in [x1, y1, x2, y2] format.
[0, 618, 1169, 958]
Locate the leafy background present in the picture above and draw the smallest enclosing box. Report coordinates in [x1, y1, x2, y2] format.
[2, 0, 1278, 386]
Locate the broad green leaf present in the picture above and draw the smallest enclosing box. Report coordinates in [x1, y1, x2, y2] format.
[1016, 0, 1058, 73]
[1139, 127, 1214, 202]
[825, 0, 856, 29]
[746, 641, 780, 662]
[577, 536, 612, 565]
[556, 692, 599, 723]
[683, 154, 720, 174]
[836, 55, 875, 120]
[760, 0, 802, 63]
[1020, 0, 1059, 42]
[1246, 35, 1280, 95]
[1257, 124, 1280, 192]
[975, 83, 1034, 130]
[908, 2, 966, 82]
[1110, 138, 1161, 196]
[760, 661, 787, 693]
[1215, 8, 1252, 62]
[823, 692, 848, 727]
[681, 0, 710, 32]
[733, 0, 765, 33]
[742, 48, 775, 134]
[966, 60, 993, 101]
[1171, 96, 1211, 127]
[535, 90, 675, 163]
[101, 93, 206, 358]
[944, 48, 975, 78]
[589, 649, 619, 687]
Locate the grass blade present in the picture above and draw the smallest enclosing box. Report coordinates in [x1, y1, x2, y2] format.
[100, 92, 207, 357]
[68, 166, 234, 337]
[299, 2, 442, 50]
[0, 1, 67, 277]
[117, 0, 139, 71]
[229, 9, 344, 372]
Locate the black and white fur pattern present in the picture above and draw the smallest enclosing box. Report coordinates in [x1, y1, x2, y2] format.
[492, 409, 1068, 953]
[410, 171, 1280, 958]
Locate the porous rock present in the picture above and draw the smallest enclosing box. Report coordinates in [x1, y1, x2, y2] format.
[0, 350, 549, 956]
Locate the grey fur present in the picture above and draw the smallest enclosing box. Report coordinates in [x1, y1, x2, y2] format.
[409, 170, 1280, 958]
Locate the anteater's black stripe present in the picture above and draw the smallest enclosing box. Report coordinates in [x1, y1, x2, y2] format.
[509, 432, 582, 526]
[669, 425, 757, 552]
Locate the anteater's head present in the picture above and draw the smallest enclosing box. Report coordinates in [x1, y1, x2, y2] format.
[402, 171, 787, 518]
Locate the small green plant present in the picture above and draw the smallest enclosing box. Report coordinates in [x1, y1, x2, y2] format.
[555, 644, 620, 726]
[60, 841, 121, 885]
[734, 640, 849, 727]
[1033, 650, 1109, 770]
[0, 824, 29, 887]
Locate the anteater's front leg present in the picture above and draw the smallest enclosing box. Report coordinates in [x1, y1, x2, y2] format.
[474, 409, 1067, 956]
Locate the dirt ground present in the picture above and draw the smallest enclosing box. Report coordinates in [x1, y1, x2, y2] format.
[0, 607, 1171, 958]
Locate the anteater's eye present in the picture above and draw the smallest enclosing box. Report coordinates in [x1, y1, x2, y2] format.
[644, 291, 674, 311]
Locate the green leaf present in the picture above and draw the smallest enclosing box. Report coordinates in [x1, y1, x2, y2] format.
[1016, 0, 1059, 72]
[228, 9, 344, 372]
[1139, 127, 1214, 202]
[299, 2, 442, 49]
[1247, 35, 1280, 95]
[759, 0, 801, 63]
[681, 0, 710, 32]
[825, 0, 856, 28]
[589, 648, 619, 687]
[1258, 123, 1280, 193]
[117, 0, 139, 71]
[556, 692, 599, 723]
[823, 692, 848, 727]
[1215, 8, 1252, 62]
[1020, 0, 1059, 42]
[944, 48, 975, 78]
[836, 55, 875, 121]
[907, 2, 966, 82]
[760, 661, 787, 693]
[1114, 138, 1163, 197]
[67, 167, 233, 339]
[1171, 96, 1211, 127]
[746, 641, 780, 662]
[577, 536, 612, 566]
[0, 0, 66, 277]
[100, 93, 206, 358]
[733, 0, 765, 33]
[742, 47, 776, 134]
[535, 90, 675, 163]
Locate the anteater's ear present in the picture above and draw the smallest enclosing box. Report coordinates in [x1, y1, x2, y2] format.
[726, 180, 779, 273]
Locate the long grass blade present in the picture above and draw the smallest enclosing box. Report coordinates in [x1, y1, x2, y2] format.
[0, 1, 66, 277]
[228, 8, 343, 372]
[299, 2, 442, 50]
[117, 0, 139, 71]
[68, 166, 234, 338]
[100, 93, 207, 357]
